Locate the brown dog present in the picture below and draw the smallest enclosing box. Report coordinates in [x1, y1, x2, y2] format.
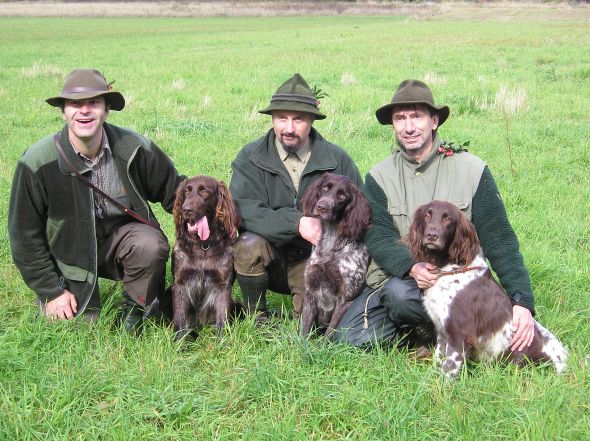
[171, 175, 240, 340]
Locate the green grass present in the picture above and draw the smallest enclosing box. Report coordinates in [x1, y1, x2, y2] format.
[1, 14, 589, 440]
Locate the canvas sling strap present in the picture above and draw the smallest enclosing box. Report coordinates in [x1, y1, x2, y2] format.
[53, 133, 158, 229]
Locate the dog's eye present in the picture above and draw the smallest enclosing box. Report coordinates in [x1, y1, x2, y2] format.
[424, 213, 431, 221]
[337, 191, 347, 200]
[443, 215, 452, 223]
[322, 185, 330, 192]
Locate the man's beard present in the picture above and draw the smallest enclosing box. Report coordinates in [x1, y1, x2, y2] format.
[280, 134, 302, 154]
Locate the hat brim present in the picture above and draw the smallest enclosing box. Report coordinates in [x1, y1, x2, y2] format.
[259, 101, 326, 120]
[375, 102, 449, 127]
[46, 91, 125, 111]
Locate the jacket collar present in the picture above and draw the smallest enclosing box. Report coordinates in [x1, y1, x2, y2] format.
[55, 122, 139, 175]
[250, 127, 338, 174]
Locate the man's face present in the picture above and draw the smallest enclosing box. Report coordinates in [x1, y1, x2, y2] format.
[392, 105, 439, 157]
[272, 111, 313, 154]
[62, 96, 109, 148]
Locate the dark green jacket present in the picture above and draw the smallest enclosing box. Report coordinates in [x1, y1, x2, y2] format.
[364, 143, 535, 314]
[230, 127, 362, 256]
[8, 123, 183, 311]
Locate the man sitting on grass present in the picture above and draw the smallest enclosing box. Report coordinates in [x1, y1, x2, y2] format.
[230, 73, 362, 320]
[332, 79, 536, 357]
[8, 69, 183, 332]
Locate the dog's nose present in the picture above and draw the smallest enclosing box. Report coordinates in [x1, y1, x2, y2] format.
[426, 232, 438, 241]
[315, 200, 329, 213]
[183, 207, 193, 217]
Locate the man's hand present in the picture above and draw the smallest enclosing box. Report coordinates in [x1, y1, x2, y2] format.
[44, 290, 78, 320]
[409, 262, 439, 289]
[298, 216, 322, 246]
[511, 304, 535, 352]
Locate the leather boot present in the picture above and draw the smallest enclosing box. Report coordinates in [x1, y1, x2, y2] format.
[117, 292, 144, 335]
[236, 273, 268, 315]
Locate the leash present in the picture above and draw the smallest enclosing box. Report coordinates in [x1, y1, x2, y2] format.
[54, 133, 158, 229]
[437, 266, 485, 276]
[363, 288, 382, 330]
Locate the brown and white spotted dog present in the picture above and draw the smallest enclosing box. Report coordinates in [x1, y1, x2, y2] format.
[300, 173, 372, 338]
[407, 200, 567, 379]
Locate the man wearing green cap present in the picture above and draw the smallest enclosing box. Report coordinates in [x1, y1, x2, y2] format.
[230, 73, 362, 319]
[8, 69, 183, 331]
[332, 79, 536, 356]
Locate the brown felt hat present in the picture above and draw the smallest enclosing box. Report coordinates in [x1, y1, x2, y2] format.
[46, 69, 125, 111]
[259, 73, 326, 120]
[375, 79, 449, 126]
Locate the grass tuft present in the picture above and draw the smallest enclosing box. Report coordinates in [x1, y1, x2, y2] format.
[494, 84, 527, 115]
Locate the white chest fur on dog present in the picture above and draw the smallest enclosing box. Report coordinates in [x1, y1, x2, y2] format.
[422, 255, 489, 335]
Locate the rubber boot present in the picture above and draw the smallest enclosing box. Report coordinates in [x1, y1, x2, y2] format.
[236, 273, 268, 315]
[117, 291, 144, 335]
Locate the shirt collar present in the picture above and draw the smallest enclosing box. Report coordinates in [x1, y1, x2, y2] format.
[71, 128, 110, 166]
[275, 136, 311, 162]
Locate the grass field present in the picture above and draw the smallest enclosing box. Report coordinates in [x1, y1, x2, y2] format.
[1, 10, 589, 440]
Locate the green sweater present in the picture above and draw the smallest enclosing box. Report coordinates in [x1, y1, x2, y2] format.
[8, 123, 183, 310]
[364, 140, 535, 314]
[230, 127, 362, 255]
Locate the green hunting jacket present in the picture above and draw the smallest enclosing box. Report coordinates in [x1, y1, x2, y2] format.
[365, 135, 535, 314]
[8, 123, 183, 312]
[230, 127, 362, 257]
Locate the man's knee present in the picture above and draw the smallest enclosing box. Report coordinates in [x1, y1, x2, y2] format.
[134, 235, 169, 266]
[380, 277, 429, 325]
[122, 227, 169, 271]
[234, 232, 274, 276]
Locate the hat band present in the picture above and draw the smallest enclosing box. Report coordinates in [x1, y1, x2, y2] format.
[271, 93, 318, 108]
[62, 86, 109, 95]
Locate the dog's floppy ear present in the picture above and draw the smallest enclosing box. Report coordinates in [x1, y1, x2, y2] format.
[407, 203, 428, 262]
[215, 180, 240, 240]
[173, 179, 188, 237]
[301, 173, 327, 216]
[339, 182, 372, 241]
[449, 207, 480, 265]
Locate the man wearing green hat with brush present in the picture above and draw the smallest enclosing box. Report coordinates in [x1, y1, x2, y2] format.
[230, 73, 362, 320]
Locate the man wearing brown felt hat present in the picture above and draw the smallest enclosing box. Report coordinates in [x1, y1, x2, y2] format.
[333, 79, 537, 356]
[230, 73, 362, 320]
[9, 69, 183, 332]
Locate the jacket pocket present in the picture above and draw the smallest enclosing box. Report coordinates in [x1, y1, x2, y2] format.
[56, 259, 95, 284]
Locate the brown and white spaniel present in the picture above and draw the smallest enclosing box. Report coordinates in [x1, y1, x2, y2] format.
[408, 200, 567, 379]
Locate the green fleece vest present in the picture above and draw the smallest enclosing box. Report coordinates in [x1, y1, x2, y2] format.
[366, 136, 486, 288]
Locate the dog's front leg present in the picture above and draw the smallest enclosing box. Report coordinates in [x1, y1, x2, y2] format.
[434, 334, 447, 367]
[172, 284, 192, 341]
[325, 299, 352, 338]
[214, 287, 232, 338]
[441, 338, 466, 380]
[301, 292, 318, 337]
